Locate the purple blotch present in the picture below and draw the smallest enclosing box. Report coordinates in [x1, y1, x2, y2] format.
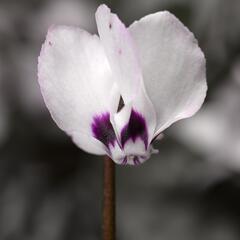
[48, 41, 52, 46]
[91, 112, 116, 148]
[109, 23, 112, 29]
[120, 109, 148, 149]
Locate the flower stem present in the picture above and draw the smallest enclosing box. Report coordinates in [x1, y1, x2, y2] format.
[103, 156, 115, 240]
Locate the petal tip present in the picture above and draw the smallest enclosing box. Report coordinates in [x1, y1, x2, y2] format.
[95, 4, 111, 17]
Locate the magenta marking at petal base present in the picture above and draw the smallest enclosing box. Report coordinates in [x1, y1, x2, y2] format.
[91, 112, 116, 149]
[120, 109, 148, 149]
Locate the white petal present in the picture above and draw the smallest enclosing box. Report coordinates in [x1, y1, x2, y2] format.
[38, 25, 119, 155]
[95, 4, 143, 104]
[96, 4, 157, 144]
[129, 11, 207, 136]
[131, 82, 157, 144]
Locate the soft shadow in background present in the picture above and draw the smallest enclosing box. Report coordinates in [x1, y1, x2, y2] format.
[0, 0, 240, 239]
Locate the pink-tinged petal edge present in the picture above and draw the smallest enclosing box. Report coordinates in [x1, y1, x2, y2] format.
[129, 11, 207, 137]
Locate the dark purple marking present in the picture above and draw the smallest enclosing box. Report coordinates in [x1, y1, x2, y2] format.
[48, 41, 52, 46]
[91, 112, 116, 148]
[120, 109, 148, 149]
[121, 157, 127, 165]
[133, 156, 140, 165]
[109, 23, 112, 29]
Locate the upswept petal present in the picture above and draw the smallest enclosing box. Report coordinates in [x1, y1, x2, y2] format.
[95, 4, 143, 104]
[38, 25, 120, 154]
[96, 4, 157, 147]
[129, 11, 207, 136]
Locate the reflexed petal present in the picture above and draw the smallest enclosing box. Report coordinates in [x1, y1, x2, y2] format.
[95, 4, 143, 104]
[96, 4, 157, 145]
[72, 132, 107, 155]
[38, 25, 119, 154]
[129, 11, 207, 136]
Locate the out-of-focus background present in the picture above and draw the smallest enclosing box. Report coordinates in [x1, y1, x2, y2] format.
[0, 0, 240, 239]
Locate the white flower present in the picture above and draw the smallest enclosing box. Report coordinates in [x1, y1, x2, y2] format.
[38, 4, 207, 165]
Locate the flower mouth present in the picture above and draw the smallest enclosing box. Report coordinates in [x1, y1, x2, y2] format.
[91, 108, 152, 165]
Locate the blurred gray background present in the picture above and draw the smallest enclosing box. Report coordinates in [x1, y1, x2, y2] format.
[0, 0, 240, 239]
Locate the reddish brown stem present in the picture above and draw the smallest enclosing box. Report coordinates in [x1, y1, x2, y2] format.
[103, 156, 115, 240]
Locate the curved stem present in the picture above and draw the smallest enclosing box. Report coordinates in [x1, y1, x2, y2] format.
[103, 156, 115, 240]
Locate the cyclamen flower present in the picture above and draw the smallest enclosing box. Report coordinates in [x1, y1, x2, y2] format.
[38, 4, 207, 165]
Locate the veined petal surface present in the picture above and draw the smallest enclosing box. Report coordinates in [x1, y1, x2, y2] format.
[129, 11, 207, 136]
[38, 25, 120, 154]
